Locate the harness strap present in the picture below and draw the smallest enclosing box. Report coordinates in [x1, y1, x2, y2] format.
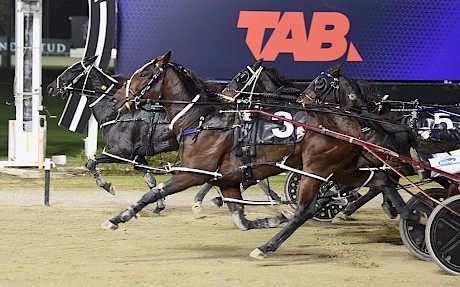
[166, 163, 222, 178]
[89, 83, 115, 108]
[275, 161, 334, 183]
[169, 94, 201, 130]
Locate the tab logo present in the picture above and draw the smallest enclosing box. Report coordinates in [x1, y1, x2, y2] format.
[237, 11, 362, 62]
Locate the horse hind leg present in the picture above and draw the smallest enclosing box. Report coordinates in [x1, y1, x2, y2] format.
[135, 163, 165, 216]
[230, 208, 293, 230]
[222, 186, 293, 231]
[85, 157, 115, 195]
[102, 184, 167, 230]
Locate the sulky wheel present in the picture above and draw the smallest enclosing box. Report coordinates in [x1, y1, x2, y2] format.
[283, 171, 347, 222]
[425, 194, 460, 276]
[284, 171, 302, 209]
[399, 188, 449, 261]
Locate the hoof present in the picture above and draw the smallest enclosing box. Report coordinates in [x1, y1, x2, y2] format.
[381, 201, 398, 219]
[152, 207, 163, 216]
[331, 212, 355, 223]
[192, 201, 203, 218]
[103, 183, 115, 195]
[250, 248, 267, 259]
[101, 220, 119, 230]
[281, 210, 295, 221]
[210, 197, 224, 207]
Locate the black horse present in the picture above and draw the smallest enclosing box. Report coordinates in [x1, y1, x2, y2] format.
[47, 57, 178, 214]
[107, 51, 423, 259]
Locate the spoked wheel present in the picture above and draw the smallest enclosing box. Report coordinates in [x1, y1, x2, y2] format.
[283, 171, 352, 222]
[284, 171, 302, 209]
[399, 188, 449, 261]
[426, 194, 460, 276]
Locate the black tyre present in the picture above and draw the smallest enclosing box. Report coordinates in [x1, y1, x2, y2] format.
[426, 194, 460, 275]
[399, 188, 449, 261]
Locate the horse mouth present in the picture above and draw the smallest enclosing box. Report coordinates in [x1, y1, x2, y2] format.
[112, 98, 131, 113]
[47, 86, 65, 98]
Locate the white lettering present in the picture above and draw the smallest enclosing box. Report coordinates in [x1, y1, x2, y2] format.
[272, 111, 294, 138]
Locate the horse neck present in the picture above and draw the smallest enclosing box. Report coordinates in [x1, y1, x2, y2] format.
[86, 72, 119, 124]
[159, 69, 199, 133]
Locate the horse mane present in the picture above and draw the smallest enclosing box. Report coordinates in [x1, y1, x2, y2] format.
[337, 76, 419, 154]
[264, 67, 301, 92]
[168, 62, 226, 129]
[354, 80, 381, 103]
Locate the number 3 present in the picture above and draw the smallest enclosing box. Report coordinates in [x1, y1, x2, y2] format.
[272, 111, 294, 138]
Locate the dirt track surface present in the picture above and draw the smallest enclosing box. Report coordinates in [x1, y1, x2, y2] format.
[0, 171, 458, 286]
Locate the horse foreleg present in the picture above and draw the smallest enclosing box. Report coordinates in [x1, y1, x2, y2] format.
[101, 183, 167, 230]
[250, 178, 320, 258]
[372, 175, 422, 223]
[85, 157, 115, 195]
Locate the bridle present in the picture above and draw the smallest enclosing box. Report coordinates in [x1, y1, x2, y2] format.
[54, 60, 92, 96]
[123, 61, 164, 110]
[302, 71, 340, 104]
[226, 65, 264, 102]
[55, 60, 120, 109]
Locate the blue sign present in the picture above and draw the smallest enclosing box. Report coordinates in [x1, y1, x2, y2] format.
[116, 0, 460, 81]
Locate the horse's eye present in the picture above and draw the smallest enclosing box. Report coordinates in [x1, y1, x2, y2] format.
[314, 78, 326, 90]
[140, 72, 146, 77]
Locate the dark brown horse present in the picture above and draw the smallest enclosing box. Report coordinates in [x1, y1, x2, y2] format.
[105, 51, 423, 258]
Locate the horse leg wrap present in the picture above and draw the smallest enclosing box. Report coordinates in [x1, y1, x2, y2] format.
[119, 206, 138, 222]
[231, 209, 288, 230]
[118, 184, 167, 221]
[86, 158, 114, 195]
[231, 209, 251, 230]
[143, 171, 157, 188]
[251, 216, 283, 229]
[137, 184, 166, 209]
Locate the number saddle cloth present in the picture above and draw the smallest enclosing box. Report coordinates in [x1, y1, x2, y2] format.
[235, 106, 307, 159]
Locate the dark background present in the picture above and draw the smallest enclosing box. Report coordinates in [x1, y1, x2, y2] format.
[0, 0, 88, 39]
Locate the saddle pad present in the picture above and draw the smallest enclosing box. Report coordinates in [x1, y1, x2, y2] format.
[255, 107, 307, 145]
[428, 148, 460, 177]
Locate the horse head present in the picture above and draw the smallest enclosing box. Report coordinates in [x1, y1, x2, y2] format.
[112, 51, 172, 113]
[47, 55, 99, 98]
[223, 58, 300, 98]
[298, 63, 378, 111]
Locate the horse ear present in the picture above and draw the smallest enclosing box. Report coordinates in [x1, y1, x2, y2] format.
[157, 51, 172, 68]
[327, 63, 344, 76]
[252, 58, 264, 70]
[84, 55, 98, 64]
